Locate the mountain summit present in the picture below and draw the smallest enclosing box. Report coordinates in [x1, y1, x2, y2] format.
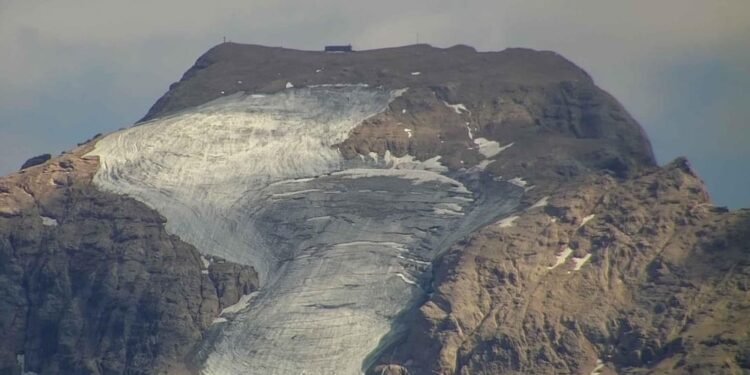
[1, 43, 748, 375]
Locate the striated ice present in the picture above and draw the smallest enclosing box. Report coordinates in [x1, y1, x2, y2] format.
[88, 85, 522, 375]
[89, 86, 400, 280]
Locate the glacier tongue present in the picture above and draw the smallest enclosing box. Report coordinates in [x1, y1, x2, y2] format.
[89, 86, 399, 281]
[88, 85, 521, 374]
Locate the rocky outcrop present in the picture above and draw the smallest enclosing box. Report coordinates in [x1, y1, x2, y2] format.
[370, 159, 750, 374]
[0, 146, 258, 374]
[144, 43, 655, 189]
[20, 154, 51, 170]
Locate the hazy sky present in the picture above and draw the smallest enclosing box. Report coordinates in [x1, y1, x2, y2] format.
[1, 1, 748, 207]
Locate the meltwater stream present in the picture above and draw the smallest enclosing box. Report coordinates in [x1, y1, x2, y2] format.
[87, 86, 521, 374]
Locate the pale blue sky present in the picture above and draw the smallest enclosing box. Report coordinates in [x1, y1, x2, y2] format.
[1, 0, 748, 207]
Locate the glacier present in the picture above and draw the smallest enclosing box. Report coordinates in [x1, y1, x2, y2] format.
[88, 85, 522, 374]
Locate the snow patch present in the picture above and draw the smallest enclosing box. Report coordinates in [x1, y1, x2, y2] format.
[410, 71, 421, 76]
[466, 123, 473, 139]
[404, 128, 413, 138]
[529, 196, 549, 210]
[306, 216, 332, 222]
[220, 293, 256, 315]
[475, 160, 493, 170]
[395, 272, 418, 285]
[473, 138, 512, 158]
[380, 151, 449, 173]
[396, 254, 431, 265]
[508, 177, 528, 188]
[200, 255, 211, 269]
[579, 214, 595, 228]
[308, 83, 369, 88]
[590, 359, 604, 375]
[572, 254, 592, 271]
[271, 189, 323, 198]
[548, 247, 573, 270]
[285, 82, 294, 89]
[496, 215, 519, 228]
[16, 354, 37, 375]
[442, 101, 469, 114]
[40, 216, 57, 226]
[332, 241, 409, 252]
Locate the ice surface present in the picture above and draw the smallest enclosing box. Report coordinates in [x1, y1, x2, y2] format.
[89, 86, 399, 279]
[89, 85, 522, 375]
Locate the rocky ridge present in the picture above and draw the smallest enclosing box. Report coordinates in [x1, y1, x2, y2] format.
[371, 159, 750, 374]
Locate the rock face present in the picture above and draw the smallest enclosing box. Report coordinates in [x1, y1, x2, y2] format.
[1, 43, 747, 375]
[0, 146, 258, 374]
[371, 159, 750, 375]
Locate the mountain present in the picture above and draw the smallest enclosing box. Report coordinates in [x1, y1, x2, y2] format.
[1, 43, 748, 375]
